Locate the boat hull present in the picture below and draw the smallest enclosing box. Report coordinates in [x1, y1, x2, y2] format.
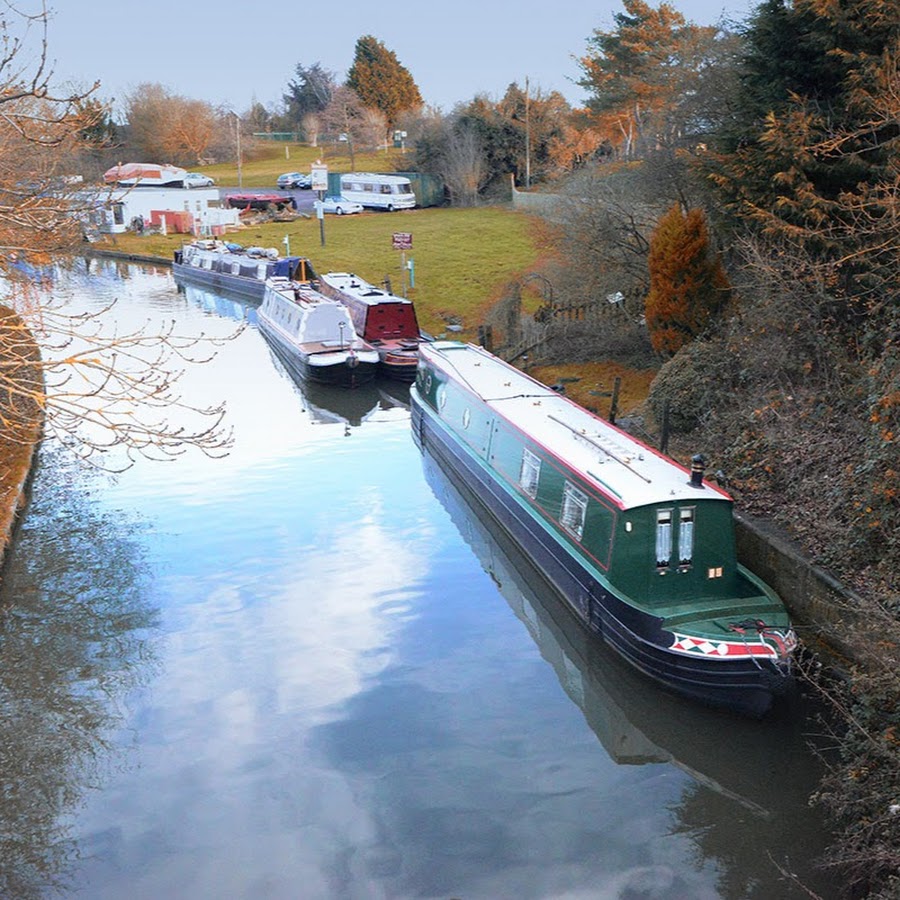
[379, 352, 419, 382]
[174, 262, 266, 303]
[411, 388, 792, 717]
[258, 319, 378, 388]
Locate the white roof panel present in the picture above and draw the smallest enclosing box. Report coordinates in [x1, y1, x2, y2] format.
[424, 341, 730, 511]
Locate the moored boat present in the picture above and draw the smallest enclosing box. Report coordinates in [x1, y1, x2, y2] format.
[319, 271, 425, 381]
[103, 162, 188, 187]
[410, 341, 797, 716]
[224, 192, 295, 211]
[173, 240, 317, 303]
[257, 277, 379, 388]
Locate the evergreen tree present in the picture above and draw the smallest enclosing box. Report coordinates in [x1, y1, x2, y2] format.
[346, 36, 422, 131]
[283, 63, 336, 130]
[577, 0, 723, 157]
[644, 204, 731, 356]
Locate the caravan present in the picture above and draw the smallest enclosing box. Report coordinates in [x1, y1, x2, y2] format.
[339, 173, 416, 211]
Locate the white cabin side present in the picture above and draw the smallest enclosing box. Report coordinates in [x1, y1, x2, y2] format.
[261, 280, 359, 347]
[338, 173, 416, 210]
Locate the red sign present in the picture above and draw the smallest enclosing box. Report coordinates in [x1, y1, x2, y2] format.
[392, 232, 413, 250]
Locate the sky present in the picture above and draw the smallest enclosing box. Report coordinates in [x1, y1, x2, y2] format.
[44, 0, 755, 118]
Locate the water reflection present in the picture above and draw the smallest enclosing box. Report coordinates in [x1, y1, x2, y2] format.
[0, 260, 837, 899]
[0, 448, 158, 899]
[418, 445, 834, 900]
[177, 277, 411, 430]
[176, 279, 258, 325]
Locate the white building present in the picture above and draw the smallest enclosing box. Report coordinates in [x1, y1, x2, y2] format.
[77, 187, 240, 237]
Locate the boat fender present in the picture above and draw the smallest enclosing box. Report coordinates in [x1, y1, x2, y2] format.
[347, 353, 359, 368]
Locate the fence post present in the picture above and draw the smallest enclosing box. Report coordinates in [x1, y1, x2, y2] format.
[609, 376, 621, 424]
[660, 402, 670, 455]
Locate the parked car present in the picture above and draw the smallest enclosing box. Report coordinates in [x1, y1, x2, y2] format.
[183, 172, 215, 189]
[277, 172, 311, 189]
[319, 195, 364, 215]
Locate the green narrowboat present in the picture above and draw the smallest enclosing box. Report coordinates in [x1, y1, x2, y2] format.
[410, 341, 796, 717]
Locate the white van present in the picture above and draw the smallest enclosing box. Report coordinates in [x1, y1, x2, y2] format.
[339, 173, 416, 211]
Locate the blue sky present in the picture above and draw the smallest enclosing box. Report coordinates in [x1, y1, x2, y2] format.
[46, 0, 754, 117]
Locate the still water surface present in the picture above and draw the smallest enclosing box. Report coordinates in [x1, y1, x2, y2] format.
[0, 259, 835, 899]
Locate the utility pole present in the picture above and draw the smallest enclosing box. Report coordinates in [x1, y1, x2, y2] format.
[229, 110, 243, 188]
[525, 76, 531, 189]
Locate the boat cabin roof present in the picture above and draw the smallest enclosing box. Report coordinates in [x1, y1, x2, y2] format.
[322, 272, 412, 306]
[423, 341, 730, 511]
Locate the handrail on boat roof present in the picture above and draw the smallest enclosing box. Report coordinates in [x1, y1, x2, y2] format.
[547, 413, 652, 484]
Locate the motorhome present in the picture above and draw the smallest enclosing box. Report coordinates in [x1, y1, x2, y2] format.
[338, 173, 416, 211]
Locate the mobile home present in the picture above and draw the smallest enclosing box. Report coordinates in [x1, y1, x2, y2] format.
[338, 173, 416, 211]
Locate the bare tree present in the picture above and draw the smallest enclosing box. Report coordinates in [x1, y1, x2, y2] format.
[2, 284, 233, 469]
[124, 83, 218, 165]
[440, 124, 487, 207]
[0, 5, 233, 469]
[319, 86, 386, 162]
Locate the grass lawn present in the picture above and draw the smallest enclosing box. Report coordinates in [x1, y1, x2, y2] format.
[103, 206, 545, 339]
[201, 141, 410, 189]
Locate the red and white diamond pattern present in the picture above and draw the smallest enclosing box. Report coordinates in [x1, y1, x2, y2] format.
[670, 632, 774, 658]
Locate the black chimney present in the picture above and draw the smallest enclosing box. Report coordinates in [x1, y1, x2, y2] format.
[690, 453, 707, 488]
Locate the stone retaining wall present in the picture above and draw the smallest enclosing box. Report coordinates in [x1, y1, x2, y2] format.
[735, 512, 859, 660]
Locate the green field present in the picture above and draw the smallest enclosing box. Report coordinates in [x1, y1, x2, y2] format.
[105, 206, 547, 339]
[201, 141, 410, 189]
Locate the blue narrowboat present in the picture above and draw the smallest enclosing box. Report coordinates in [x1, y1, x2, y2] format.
[173, 240, 317, 304]
[410, 341, 797, 717]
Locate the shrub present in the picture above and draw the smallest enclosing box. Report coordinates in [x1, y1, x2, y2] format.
[645, 204, 731, 356]
[646, 338, 732, 433]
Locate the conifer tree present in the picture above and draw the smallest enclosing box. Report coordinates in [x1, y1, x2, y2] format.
[644, 205, 731, 356]
[577, 0, 723, 157]
[346, 36, 422, 131]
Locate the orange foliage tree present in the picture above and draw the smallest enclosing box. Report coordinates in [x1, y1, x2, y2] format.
[644, 204, 731, 356]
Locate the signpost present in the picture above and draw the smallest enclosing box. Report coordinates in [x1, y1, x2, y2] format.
[392, 233, 413, 296]
[312, 161, 328, 247]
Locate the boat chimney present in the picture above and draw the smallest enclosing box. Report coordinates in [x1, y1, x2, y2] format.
[690, 453, 707, 488]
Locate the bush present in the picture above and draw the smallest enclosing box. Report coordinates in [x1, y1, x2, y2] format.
[646, 338, 732, 433]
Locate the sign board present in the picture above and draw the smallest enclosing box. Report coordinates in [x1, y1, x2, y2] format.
[392, 232, 413, 250]
[311, 162, 328, 193]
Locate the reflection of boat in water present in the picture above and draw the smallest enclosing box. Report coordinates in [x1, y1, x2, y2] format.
[265, 339, 410, 427]
[176, 279, 258, 324]
[412, 341, 795, 717]
[419, 444, 832, 895]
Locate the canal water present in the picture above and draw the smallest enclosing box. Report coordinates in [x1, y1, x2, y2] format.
[0, 258, 836, 900]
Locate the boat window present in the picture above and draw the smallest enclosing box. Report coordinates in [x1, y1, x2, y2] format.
[656, 510, 672, 569]
[519, 448, 541, 498]
[679, 508, 695, 566]
[560, 482, 588, 540]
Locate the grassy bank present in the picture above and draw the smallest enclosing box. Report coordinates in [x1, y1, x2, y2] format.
[103, 207, 544, 341]
[201, 141, 409, 189]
